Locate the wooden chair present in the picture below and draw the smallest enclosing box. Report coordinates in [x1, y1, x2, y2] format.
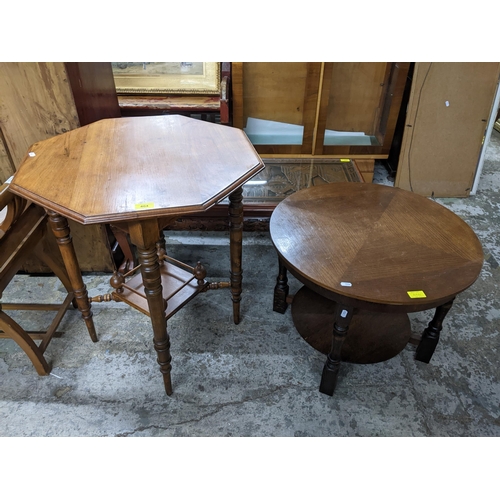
[0, 181, 87, 375]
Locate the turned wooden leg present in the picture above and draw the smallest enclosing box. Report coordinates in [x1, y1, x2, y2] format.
[273, 257, 289, 313]
[319, 303, 354, 396]
[47, 211, 98, 342]
[416, 298, 455, 363]
[128, 219, 172, 396]
[229, 187, 243, 325]
[39, 235, 78, 309]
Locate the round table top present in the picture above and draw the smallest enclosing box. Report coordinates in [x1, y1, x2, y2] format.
[270, 182, 483, 311]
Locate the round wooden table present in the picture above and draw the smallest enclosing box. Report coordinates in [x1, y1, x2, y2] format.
[270, 182, 483, 396]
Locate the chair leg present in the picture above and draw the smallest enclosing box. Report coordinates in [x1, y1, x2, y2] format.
[0, 311, 51, 375]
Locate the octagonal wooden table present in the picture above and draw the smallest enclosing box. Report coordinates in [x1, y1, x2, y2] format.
[270, 183, 484, 396]
[9, 115, 264, 395]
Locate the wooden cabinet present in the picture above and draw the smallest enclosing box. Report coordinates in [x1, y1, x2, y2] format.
[0, 62, 120, 271]
[232, 62, 410, 182]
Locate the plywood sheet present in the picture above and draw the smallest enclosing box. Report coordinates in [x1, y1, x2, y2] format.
[395, 62, 500, 197]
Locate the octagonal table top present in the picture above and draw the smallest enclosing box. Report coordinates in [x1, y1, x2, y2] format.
[9, 115, 264, 224]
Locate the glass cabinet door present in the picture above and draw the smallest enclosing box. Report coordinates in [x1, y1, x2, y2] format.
[322, 62, 387, 146]
[232, 62, 410, 158]
[315, 62, 410, 156]
[236, 62, 321, 154]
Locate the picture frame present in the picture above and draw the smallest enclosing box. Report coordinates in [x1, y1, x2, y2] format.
[111, 62, 221, 95]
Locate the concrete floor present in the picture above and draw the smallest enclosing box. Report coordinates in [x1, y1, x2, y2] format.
[1, 133, 499, 439]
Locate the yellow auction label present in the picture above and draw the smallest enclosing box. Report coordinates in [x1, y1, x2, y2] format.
[340, 158, 350, 162]
[134, 202, 155, 210]
[407, 290, 427, 298]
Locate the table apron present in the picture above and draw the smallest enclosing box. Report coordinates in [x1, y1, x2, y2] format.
[284, 263, 458, 314]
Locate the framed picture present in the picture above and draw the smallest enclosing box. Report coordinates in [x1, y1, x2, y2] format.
[111, 62, 221, 95]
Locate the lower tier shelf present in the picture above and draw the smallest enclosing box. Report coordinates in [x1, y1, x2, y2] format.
[112, 260, 207, 320]
[291, 286, 412, 364]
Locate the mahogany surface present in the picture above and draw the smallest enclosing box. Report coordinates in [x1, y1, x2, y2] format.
[291, 286, 412, 363]
[271, 183, 483, 312]
[270, 182, 483, 396]
[11, 115, 263, 224]
[10, 115, 264, 395]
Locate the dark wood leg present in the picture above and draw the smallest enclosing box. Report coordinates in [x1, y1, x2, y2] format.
[229, 187, 243, 325]
[47, 211, 98, 342]
[128, 219, 172, 396]
[273, 257, 289, 313]
[416, 298, 455, 363]
[319, 303, 354, 396]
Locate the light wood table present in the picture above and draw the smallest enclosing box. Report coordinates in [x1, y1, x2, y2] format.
[270, 183, 484, 396]
[9, 115, 264, 395]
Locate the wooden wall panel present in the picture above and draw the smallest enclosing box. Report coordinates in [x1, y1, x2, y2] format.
[0, 129, 15, 183]
[0, 62, 114, 271]
[395, 62, 500, 197]
[0, 63, 80, 168]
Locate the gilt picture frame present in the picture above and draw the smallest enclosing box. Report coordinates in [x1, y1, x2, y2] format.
[111, 62, 221, 95]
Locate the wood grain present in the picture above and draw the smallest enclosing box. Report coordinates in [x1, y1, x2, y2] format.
[270, 182, 483, 312]
[242, 62, 310, 126]
[10, 115, 264, 224]
[65, 62, 121, 125]
[291, 286, 412, 363]
[118, 95, 221, 114]
[0, 129, 15, 183]
[233, 62, 409, 159]
[318, 63, 410, 157]
[231, 62, 244, 129]
[326, 62, 387, 134]
[0, 62, 115, 271]
[0, 62, 80, 168]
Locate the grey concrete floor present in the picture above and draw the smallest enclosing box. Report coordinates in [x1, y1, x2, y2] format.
[1, 133, 499, 440]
